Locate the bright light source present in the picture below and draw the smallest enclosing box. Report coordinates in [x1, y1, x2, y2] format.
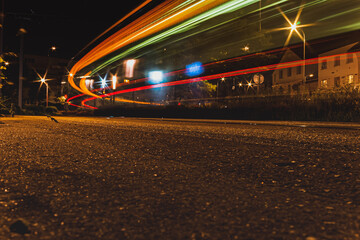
[51, 46, 56, 51]
[41, 78, 46, 83]
[124, 79, 130, 83]
[112, 75, 117, 90]
[101, 78, 106, 88]
[4, 61, 9, 66]
[186, 62, 204, 77]
[148, 71, 164, 84]
[221, 77, 225, 81]
[85, 79, 94, 89]
[124, 59, 137, 78]
[290, 23, 297, 31]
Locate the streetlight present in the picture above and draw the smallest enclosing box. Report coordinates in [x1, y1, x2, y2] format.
[17, 27, 27, 109]
[277, 6, 311, 83]
[289, 22, 306, 82]
[298, 27, 306, 83]
[111, 75, 117, 104]
[48, 46, 56, 56]
[40, 78, 49, 107]
[217, 77, 226, 100]
[112, 75, 117, 90]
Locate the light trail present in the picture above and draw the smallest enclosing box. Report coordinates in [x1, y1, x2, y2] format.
[67, 35, 338, 106]
[68, 0, 232, 95]
[80, 51, 360, 109]
[89, 0, 263, 75]
[67, 0, 360, 106]
[67, 38, 343, 107]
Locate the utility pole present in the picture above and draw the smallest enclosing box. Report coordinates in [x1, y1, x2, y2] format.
[0, 0, 4, 98]
[17, 28, 27, 109]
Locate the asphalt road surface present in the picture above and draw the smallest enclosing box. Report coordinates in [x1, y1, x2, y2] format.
[0, 116, 359, 239]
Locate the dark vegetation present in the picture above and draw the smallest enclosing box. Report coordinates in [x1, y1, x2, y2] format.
[94, 86, 360, 122]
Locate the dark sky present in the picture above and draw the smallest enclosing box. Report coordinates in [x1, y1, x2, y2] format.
[3, 0, 153, 59]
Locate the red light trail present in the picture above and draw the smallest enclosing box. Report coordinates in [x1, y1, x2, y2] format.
[77, 51, 359, 109]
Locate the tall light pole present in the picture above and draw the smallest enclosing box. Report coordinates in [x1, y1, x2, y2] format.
[0, 0, 4, 98]
[112, 75, 117, 104]
[277, 6, 311, 84]
[41, 78, 49, 107]
[290, 23, 306, 83]
[298, 28, 306, 83]
[17, 28, 27, 109]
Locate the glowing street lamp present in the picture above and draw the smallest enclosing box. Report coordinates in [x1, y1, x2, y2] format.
[101, 78, 106, 88]
[40, 78, 49, 107]
[290, 22, 306, 82]
[112, 75, 117, 90]
[124, 59, 137, 78]
[277, 6, 312, 82]
[217, 77, 226, 99]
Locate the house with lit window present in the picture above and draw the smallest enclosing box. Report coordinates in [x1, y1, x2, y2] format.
[318, 42, 360, 89]
[272, 49, 304, 95]
[271, 48, 321, 95]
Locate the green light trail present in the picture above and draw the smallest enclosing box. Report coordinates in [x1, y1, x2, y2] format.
[89, 0, 260, 75]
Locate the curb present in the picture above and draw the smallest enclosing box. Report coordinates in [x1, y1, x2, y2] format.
[136, 118, 360, 130]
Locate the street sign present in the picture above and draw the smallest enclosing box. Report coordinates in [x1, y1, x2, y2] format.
[253, 74, 264, 85]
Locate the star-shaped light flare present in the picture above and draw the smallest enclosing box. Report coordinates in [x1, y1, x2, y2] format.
[273, 4, 314, 47]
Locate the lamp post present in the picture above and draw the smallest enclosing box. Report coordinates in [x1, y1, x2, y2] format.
[0, 0, 4, 98]
[290, 23, 306, 83]
[217, 77, 225, 101]
[298, 28, 306, 83]
[41, 78, 49, 107]
[112, 75, 117, 104]
[17, 28, 27, 109]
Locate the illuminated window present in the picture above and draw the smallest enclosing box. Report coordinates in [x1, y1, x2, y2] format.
[348, 74, 354, 84]
[334, 56, 340, 66]
[321, 60, 327, 70]
[321, 79, 328, 88]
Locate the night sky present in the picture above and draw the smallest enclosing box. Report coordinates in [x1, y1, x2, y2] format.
[3, 0, 152, 59]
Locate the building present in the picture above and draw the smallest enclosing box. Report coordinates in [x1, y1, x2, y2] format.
[272, 48, 305, 95]
[272, 48, 319, 95]
[318, 42, 360, 89]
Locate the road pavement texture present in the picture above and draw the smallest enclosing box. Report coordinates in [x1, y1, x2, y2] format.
[0, 116, 359, 239]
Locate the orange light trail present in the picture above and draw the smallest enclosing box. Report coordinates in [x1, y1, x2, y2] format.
[68, 0, 232, 97]
[67, 37, 345, 107]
